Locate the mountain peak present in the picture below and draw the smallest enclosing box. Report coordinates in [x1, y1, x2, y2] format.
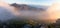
[10, 3, 48, 11]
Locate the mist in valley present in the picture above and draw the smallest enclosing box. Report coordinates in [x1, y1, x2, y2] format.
[0, 1, 60, 28]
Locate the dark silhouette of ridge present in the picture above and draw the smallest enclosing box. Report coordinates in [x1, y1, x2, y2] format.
[10, 3, 49, 11]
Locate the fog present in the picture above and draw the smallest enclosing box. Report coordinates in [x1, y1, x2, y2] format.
[47, 3, 60, 22]
[0, 1, 58, 23]
[0, 2, 15, 22]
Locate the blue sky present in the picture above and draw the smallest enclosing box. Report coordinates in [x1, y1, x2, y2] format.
[1, 0, 60, 6]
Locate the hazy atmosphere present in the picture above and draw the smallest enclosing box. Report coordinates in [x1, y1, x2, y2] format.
[0, 0, 60, 28]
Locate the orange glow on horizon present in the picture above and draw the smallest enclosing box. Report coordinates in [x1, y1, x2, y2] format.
[47, 3, 60, 21]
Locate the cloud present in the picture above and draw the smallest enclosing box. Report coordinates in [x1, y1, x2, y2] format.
[1, 0, 60, 6]
[54, 0, 60, 3]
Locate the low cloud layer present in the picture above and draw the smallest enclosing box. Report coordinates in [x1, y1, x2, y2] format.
[0, 1, 58, 24]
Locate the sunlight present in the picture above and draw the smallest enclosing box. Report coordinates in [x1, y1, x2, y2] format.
[47, 3, 60, 21]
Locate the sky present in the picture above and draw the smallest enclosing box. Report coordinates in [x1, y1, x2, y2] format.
[1, 0, 60, 6]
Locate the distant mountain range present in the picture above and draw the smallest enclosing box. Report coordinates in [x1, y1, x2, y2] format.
[10, 3, 49, 11]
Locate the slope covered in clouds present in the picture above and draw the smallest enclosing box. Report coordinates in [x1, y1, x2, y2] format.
[11, 3, 55, 23]
[0, 2, 55, 23]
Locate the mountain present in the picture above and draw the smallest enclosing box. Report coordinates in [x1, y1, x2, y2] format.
[10, 3, 49, 11]
[10, 3, 54, 23]
[0, 2, 56, 24]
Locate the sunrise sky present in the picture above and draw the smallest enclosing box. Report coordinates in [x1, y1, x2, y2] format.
[0, 0, 60, 6]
